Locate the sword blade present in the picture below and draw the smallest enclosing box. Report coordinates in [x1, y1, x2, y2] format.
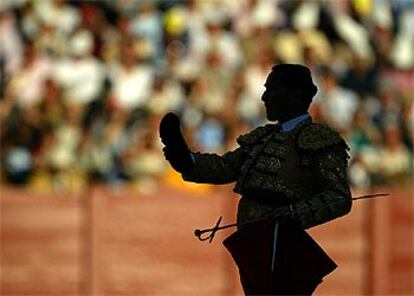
[194, 193, 390, 242]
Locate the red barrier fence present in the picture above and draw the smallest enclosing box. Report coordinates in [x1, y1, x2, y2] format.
[1, 185, 412, 295]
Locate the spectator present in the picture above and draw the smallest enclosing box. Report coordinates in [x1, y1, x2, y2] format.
[46, 104, 83, 189]
[6, 41, 52, 108]
[146, 75, 185, 115]
[54, 29, 105, 106]
[341, 54, 378, 97]
[377, 124, 412, 185]
[108, 41, 154, 110]
[34, 0, 80, 37]
[347, 106, 382, 188]
[348, 106, 382, 153]
[203, 9, 242, 69]
[129, 1, 164, 61]
[317, 69, 359, 132]
[122, 127, 166, 189]
[0, 10, 23, 78]
[0, 0, 412, 190]
[196, 115, 226, 153]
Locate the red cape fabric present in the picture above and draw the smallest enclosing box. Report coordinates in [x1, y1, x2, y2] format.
[223, 221, 337, 294]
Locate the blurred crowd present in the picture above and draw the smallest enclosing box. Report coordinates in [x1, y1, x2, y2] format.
[0, 0, 413, 192]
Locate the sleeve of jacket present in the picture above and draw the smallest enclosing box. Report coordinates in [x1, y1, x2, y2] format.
[182, 147, 247, 184]
[182, 124, 275, 185]
[292, 124, 352, 229]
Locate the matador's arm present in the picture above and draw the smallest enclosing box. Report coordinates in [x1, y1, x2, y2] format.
[160, 112, 249, 185]
[182, 148, 247, 184]
[182, 124, 275, 185]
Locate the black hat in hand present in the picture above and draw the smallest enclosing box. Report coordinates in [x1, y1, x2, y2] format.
[159, 112, 194, 174]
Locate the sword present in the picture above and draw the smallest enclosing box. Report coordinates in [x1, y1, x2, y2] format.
[194, 193, 389, 243]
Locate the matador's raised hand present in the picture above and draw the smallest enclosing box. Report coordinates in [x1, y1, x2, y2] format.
[159, 112, 194, 174]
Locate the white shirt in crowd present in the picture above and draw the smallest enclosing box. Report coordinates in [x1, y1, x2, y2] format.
[9, 55, 52, 108]
[54, 56, 105, 105]
[109, 64, 154, 110]
[319, 87, 359, 131]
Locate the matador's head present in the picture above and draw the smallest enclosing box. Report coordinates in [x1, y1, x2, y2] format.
[261, 64, 318, 123]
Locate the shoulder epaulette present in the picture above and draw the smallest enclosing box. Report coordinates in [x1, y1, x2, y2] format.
[237, 124, 276, 145]
[297, 123, 348, 151]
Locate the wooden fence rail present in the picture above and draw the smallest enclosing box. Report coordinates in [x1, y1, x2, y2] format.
[1, 185, 412, 295]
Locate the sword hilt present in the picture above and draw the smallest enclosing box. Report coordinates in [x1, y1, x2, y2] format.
[194, 216, 223, 243]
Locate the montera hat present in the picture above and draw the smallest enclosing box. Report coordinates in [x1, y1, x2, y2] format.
[268, 64, 318, 99]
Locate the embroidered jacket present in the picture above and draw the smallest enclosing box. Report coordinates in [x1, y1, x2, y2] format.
[182, 118, 352, 229]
